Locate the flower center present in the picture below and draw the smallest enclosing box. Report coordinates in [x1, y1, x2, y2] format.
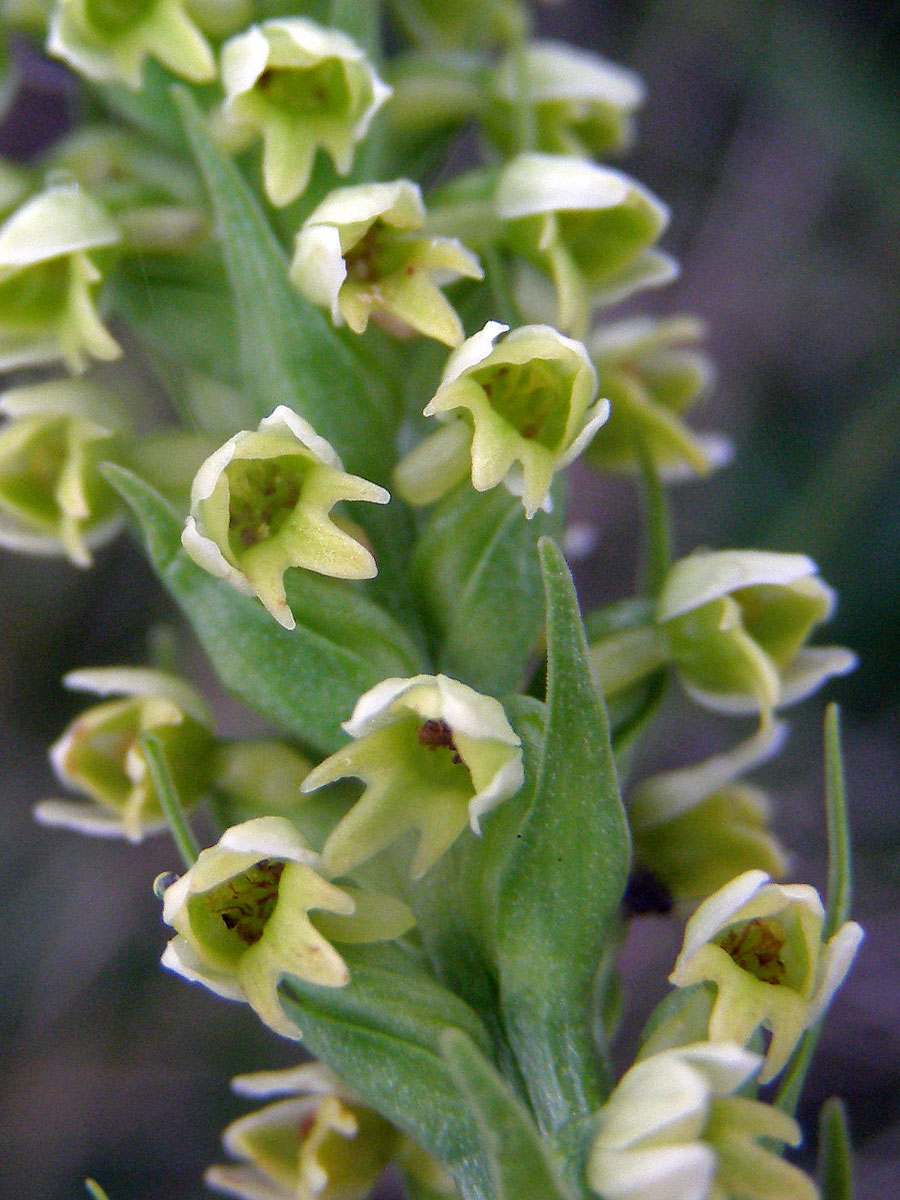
[716, 917, 787, 986]
[344, 221, 411, 284]
[0, 258, 70, 325]
[417, 718, 463, 765]
[256, 58, 351, 116]
[226, 456, 306, 552]
[85, 0, 156, 34]
[205, 859, 285, 946]
[470, 359, 570, 449]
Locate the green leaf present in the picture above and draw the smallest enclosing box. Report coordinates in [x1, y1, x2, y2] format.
[141, 732, 200, 869]
[495, 539, 630, 1131]
[440, 1028, 576, 1200]
[818, 1097, 855, 1200]
[410, 484, 562, 695]
[104, 465, 424, 755]
[280, 952, 494, 1200]
[171, 87, 398, 482]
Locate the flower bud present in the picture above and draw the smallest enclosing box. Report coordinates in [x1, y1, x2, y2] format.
[486, 40, 645, 159]
[220, 18, 391, 206]
[389, 0, 528, 48]
[290, 179, 482, 346]
[205, 1061, 402, 1200]
[585, 316, 730, 480]
[0, 379, 127, 565]
[181, 405, 390, 630]
[35, 666, 215, 842]
[160, 816, 414, 1038]
[393, 321, 606, 518]
[48, 0, 215, 90]
[301, 673, 524, 879]
[0, 184, 120, 372]
[588, 1042, 819, 1200]
[628, 724, 790, 902]
[670, 870, 863, 1082]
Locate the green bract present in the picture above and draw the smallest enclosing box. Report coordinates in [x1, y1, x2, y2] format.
[181, 405, 390, 630]
[301, 673, 524, 879]
[290, 178, 482, 345]
[670, 870, 864, 1082]
[0, 379, 125, 564]
[0, 184, 120, 372]
[394, 321, 607, 518]
[47, 0, 215, 89]
[220, 17, 391, 206]
[36, 666, 214, 842]
[587, 1042, 819, 1200]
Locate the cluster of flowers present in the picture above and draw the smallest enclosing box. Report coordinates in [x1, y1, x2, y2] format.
[0, 1, 863, 1198]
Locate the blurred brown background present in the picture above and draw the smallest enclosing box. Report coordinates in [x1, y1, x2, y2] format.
[1, 2, 899, 1198]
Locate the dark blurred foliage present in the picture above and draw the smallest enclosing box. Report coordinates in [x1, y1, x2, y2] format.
[1, 2, 898, 1199]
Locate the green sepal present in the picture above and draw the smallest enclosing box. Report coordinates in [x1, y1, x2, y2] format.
[635, 981, 716, 1061]
[104, 464, 424, 755]
[440, 1027, 577, 1200]
[818, 1097, 854, 1200]
[495, 539, 630, 1130]
[172, 87, 399, 482]
[279, 949, 494, 1200]
[410, 482, 562, 695]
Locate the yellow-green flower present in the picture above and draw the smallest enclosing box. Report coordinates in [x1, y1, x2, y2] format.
[35, 666, 214, 842]
[290, 179, 482, 346]
[670, 870, 863, 1082]
[220, 17, 391, 206]
[0, 378, 126, 565]
[393, 321, 606, 518]
[302, 674, 524, 879]
[181, 405, 390, 630]
[0, 184, 120, 372]
[160, 816, 414, 1039]
[47, 0, 215, 89]
[588, 1042, 819, 1200]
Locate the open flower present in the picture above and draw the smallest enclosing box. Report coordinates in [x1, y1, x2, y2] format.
[587, 1042, 819, 1200]
[181, 406, 390, 630]
[47, 0, 215, 90]
[35, 666, 215, 843]
[160, 816, 414, 1038]
[585, 316, 730, 480]
[0, 378, 126, 565]
[393, 321, 606, 518]
[290, 179, 482, 346]
[496, 153, 672, 336]
[301, 674, 524, 879]
[205, 1061, 402, 1200]
[628, 724, 790, 902]
[486, 39, 645, 159]
[0, 183, 120, 372]
[670, 870, 864, 1082]
[220, 18, 391, 206]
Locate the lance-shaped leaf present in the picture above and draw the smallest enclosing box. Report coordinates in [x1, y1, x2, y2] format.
[495, 538, 630, 1130]
[105, 465, 423, 755]
[440, 1028, 577, 1200]
[280, 951, 494, 1200]
[172, 87, 397, 484]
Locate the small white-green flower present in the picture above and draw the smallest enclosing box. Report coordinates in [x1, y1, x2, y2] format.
[487, 39, 645, 158]
[205, 1061, 402, 1200]
[160, 816, 414, 1039]
[181, 406, 390, 630]
[290, 179, 482, 346]
[496, 153, 672, 336]
[587, 1041, 819, 1200]
[390, 0, 527, 48]
[220, 18, 391, 206]
[0, 378, 126, 565]
[393, 321, 606, 518]
[585, 316, 730, 480]
[35, 667, 214, 842]
[0, 184, 120, 372]
[670, 870, 864, 1082]
[302, 674, 524, 879]
[47, 0, 215, 90]
[628, 723, 790, 902]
